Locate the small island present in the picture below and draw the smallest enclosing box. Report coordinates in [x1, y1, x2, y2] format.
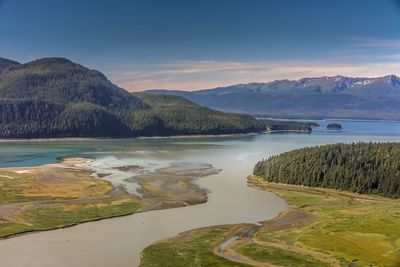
[326, 122, 342, 130]
[264, 120, 319, 132]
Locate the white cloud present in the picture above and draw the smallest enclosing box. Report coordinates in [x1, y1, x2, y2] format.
[106, 59, 400, 91]
[353, 38, 400, 48]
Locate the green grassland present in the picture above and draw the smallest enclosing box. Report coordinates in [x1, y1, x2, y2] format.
[0, 167, 142, 238]
[140, 176, 400, 267]
[232, 242, 327, 267]
[249, 176, 400, 266]
[140, 225, 249, 267]
[0, 199, 141, 238]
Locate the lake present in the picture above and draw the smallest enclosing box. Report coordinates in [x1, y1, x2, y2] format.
[0, 120, 399, 267]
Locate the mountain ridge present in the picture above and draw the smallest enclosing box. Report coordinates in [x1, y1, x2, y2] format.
[145, 74, 400, 120]
[147, 74, 400, 94]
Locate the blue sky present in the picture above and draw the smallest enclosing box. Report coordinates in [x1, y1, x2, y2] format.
[1, 0, 400, 90]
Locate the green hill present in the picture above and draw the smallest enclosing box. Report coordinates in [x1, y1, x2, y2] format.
[0, 57, 148, 137]
[0, 57, 288, 138]
[254, 142, 400, 198]
[133, 94, 266, 135]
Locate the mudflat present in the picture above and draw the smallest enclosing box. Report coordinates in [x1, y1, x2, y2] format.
[0, 157, 220, 238]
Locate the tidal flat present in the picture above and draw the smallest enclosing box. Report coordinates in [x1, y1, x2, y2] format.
[0, 157, 219, 238]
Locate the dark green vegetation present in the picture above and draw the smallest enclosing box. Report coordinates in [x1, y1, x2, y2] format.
[264, 119, 318, 132]
[146, 75, 400, 120]
[326, 123, 342, 129]
[254, 142, 400, 198]
[135, 94, 316, 134]
[132, 94, 263, 135]
[0, 57, 312, 138]
[0, 57, 143, 137]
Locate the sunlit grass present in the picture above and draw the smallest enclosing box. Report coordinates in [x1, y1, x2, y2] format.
[140, 226, 249, 267]
[140, 176, 400, 266]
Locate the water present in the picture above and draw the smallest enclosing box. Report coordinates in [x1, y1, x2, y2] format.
[0, 120, 399, 267]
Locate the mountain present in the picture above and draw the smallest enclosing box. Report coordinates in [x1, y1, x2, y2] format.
[133, 94, 263, 135]
[0, 57, 312, 138]
[134, 94, 316, 134]
[146, 75, 400, 120]
[0, 57, 147, 137]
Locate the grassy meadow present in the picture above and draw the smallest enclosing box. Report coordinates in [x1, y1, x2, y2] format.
[140, 176, 400, 267]
[0, 164, 142, 238]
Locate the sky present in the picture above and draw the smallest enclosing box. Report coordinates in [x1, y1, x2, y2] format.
[1, 0, 400, 91]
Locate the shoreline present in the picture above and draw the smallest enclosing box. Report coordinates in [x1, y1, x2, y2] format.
[258, 116, 400, 123]
[1, 118, 399, 143]
[0, 132, 260, 142]
[0, 129, 318, 143]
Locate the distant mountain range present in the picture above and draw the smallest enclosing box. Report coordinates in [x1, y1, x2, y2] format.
[146, 75, 400, 120]
[0, 57, 312, 138]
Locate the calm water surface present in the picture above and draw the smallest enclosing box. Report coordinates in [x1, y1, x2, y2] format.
[0, 120, 399, 267]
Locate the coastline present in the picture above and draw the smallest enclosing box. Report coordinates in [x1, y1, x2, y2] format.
[0, 132, 260, 142]
[0, 128, 320, 143]
[258, 116, 400, 123]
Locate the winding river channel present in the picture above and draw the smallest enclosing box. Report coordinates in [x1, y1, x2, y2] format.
[0, 120, 399, 267]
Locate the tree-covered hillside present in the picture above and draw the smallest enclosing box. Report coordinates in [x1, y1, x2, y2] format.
[134, 94, 316, 134]
[134, 94, 265, 135]
[0, 56, 316, 138]
[0, 57, 148, 137]
[0, 57, 284, 138]
[254, 142, 400, 198]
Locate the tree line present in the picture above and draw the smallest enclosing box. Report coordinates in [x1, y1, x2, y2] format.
[253, 142, 400, 198]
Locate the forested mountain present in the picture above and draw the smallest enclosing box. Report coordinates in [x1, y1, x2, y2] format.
[0, 57, 311, 138]
[0, 57, 148, 137]
[253, 142, 400, 198]
[146, 75, 400, 120]
[134, 94, 263, 135]
[134, 94, 316, 135]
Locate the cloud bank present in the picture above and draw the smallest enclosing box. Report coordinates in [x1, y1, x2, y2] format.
[107, 59, 400, 91]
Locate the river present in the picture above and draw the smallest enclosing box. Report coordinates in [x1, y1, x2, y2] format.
[0, 120, 399, 267]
